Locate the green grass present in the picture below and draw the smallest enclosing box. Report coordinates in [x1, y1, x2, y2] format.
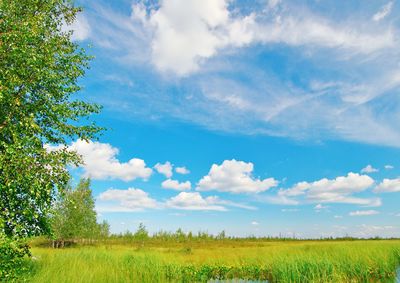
[23, 240, 400, 282]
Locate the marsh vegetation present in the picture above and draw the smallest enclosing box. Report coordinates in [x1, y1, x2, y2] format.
[22, 238, 400, 283]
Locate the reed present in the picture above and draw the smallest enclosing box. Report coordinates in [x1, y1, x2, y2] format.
[24, 240, 400, 282]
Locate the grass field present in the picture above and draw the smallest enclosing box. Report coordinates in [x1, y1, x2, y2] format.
[22, 239, 400, 282]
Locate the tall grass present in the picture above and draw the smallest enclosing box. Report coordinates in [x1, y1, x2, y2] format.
[25, 240, 400, 282]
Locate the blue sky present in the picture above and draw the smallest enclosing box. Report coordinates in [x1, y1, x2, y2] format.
[63, 0, 400, 238]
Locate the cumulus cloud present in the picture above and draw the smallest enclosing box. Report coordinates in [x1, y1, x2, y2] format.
[154, 161, 173, 178]
[131, 0, 258, 75]
[176, 166, 190, 174]
[361, 164, 379, 173]
[129, 0, 394, 76]
[251, 221, 259, 226]
[97, 188, 158, 212]
[165, 192, 227, 211]
[63, 13, 91, 41]
[279, 173, 380, 206]
[384, 165, 394, 170]
[349, 210, 379, 216]
[372, 1, 394, 22]
[374, 178, 400, 193]
[52, 139, 152, 181]
[98, 188, 254, 212]
[161, 179, 191, 191]
[165, 191, 255, 211]
[196, 159, 278, 193]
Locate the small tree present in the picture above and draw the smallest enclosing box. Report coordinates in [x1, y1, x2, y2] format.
[217, 230, 226, 240]
[175, 228, 186, 242]
[51, 178, 109, 247]
[134, 223, 149, 246]
[97, 220, 110, 238]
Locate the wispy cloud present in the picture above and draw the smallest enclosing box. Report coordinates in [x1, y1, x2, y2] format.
[349, 210, 379, 216]
[97, 188, 256, 212]
[81, 0, 400, 147]
[372, 1, 394, 22]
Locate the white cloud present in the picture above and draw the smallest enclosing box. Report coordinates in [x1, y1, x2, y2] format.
[258, 194, 300, 206]
[314, 204, 328, 210]
[129, 0, 395, 76]
[61, 140, 152, 181]
[257, 16, 394, 55]
[165, 191, 255, 211]
[251, 221, 259, 226]
[154, 161, 173, 178]
[279, 173, 380, 206]
[97, 188, 158, 212]
[131, 0, 225, 75]
[197, 159, 278, 193]
[165, 192, 227, 211]
[384, 165, 394, 170]
[268, 0, 281, 9]
[63, 13, 91, 41]
[372, 1, 394, 22]
[161, 179, 191, 191]
[215, 199, 257, 210]
[281, 208, 299, 212]
[85, 1, 400, 148]
[358, 224, 394, 232]
[361, 164, 379, 173]
[334, 215, 343, 219]
[97, 188, 254, 212]
[349, 210, 379, 216]
[374, 178, 400, 193]
[175, 166, 190, 174]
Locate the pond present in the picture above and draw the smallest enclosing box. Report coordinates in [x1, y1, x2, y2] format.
[396, 267, 400, 283]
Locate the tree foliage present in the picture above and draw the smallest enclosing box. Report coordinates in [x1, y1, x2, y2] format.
[0, 0, 102, 240]
[0, 233, 30, 281]
[133, 223, 149, 241]
[51, 178, 109, 245]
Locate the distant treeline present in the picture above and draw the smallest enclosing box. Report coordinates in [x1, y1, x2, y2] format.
[45, 178, 399, 248]
[43, 220, 399, 248]
[106, 226, 399, 243]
